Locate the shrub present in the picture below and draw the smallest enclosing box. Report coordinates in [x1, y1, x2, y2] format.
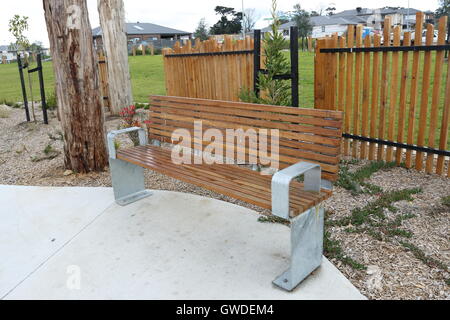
[46, 90, 58, 110]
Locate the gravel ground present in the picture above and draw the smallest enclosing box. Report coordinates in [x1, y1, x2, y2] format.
[0, 105, 449, 300]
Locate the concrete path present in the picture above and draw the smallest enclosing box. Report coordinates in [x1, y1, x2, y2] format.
[0, 185, 365, 300]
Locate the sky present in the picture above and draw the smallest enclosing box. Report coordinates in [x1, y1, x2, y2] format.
[0, 0, 441, 47]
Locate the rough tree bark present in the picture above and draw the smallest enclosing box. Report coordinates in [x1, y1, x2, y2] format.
[98, 0, 133, 114]
[43, 0, 108, 173]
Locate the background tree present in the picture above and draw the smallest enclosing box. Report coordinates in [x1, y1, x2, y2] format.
[210, 6, 242, 35]
[243, 8, 258, 33]
[436, 0, 450, 57]
[292, 4, 313, 38]
[326, 7, 336, 16]
[43, 0, 108, 173]
[310, 11, 320, 17]
[194, 18, 209, 40]
[98, 0, 133, 115]
[239, 0, 291, 106]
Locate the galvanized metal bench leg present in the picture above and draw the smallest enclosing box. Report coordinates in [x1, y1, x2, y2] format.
[271, 161, 324, 291]
[107, 127, 152, 206]
[273, 206, 325, 291]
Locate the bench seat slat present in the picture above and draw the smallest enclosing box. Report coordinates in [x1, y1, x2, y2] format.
[117, 145, 332, 217]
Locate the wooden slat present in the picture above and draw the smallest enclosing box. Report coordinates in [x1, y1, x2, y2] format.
[369, 34, 381, 160]
[436, 42, 450, 175]
[117, 145, 332, 216]
[395, 32, 412, 164]
[152, 95, 343, 120]
[377, 17, 392, 160]
[405, 12, 424, 167]
[314, 39, 327, 109]
[360, 35, 372, 159]
[352, 25, 363, 158]
[386, 26, 401, 162]
[344, 25, 355, 156]
[415, 24, 435, 171]
[149, 104, 341, 137]
[426, 16, 448, 173]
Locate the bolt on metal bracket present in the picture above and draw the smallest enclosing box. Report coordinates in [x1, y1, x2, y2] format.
[273, 206, 325, 291]
[271, 161, 325, 291]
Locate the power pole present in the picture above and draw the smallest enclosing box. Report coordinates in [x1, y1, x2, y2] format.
[43, 0, 108, 173]
[98, 0, 133, 115]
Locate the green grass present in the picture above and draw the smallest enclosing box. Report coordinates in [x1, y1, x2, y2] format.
[0, 55, 166, 104]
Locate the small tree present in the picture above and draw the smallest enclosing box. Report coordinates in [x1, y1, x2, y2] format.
[194, 18, 209, 40]
[8, 15, 30, 51]
[240, 0, 291, 106]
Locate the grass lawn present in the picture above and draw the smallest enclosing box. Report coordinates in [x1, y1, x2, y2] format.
[0, 52, 316, 107]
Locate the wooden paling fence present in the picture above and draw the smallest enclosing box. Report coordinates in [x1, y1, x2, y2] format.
[315, 12, 450, 177]
[162, 36, 255, 102]
[97, 50, 110, 109]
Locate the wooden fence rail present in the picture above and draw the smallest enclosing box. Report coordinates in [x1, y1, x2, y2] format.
[315, 12, 450, 177]
[162, 36, 255, 102]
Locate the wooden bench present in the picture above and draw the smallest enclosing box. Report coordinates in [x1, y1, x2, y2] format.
[107, 95, 343, 291]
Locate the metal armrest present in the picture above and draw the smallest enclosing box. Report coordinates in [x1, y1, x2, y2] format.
[271, 162, 321, 219]
[107, 127, 148, 159]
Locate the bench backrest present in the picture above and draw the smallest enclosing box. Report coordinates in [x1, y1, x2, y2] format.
[148, 95, 343, 181]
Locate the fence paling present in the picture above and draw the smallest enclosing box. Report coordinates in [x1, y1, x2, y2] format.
[406, 13, 424, 168]
[314, 11, 449, 177]
[162, 36, 254, 102]
[369, 34, 381, 160]
[97, 51, 110, 110]
[352, 25, 363, 158]
[426, 16, 448, 173]
[361, 35, 372, 159]
[386, 26, 401, 162]
[344, 25, 355, 156]
[377, 18, 392, 161]
[395, 32, 412, 165]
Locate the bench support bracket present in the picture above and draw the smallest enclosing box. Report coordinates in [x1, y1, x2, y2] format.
[271, 161, 324, 291]
[108, 127, 152, 206]
[273, 206, 325, 291]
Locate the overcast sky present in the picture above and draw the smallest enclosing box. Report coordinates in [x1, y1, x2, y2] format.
[0, 0, 440, 47]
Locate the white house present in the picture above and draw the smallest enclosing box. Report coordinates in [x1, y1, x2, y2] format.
[0, 46, 17, 64]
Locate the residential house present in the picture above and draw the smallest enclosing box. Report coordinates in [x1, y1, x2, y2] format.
[0, 46, 17, 64]
[92, 22, 192, 49]
[333, 7, 421, 31]
[264, 15, 366, 39]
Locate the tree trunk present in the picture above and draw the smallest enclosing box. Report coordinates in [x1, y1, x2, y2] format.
[97, 0, 133, 115]
[43, 0, 108, 173]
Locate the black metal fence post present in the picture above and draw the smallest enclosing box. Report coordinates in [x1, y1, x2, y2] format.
[37, 53, 48, 125]
[253, 29, 261, 97]
[290, 26, 299, 108]
[17, 55, 30, 122]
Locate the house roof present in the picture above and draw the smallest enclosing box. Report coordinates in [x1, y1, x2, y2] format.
[334, 7, 420, 17]
[92, 22, 191, 37]
[266, 15, 364, 31]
